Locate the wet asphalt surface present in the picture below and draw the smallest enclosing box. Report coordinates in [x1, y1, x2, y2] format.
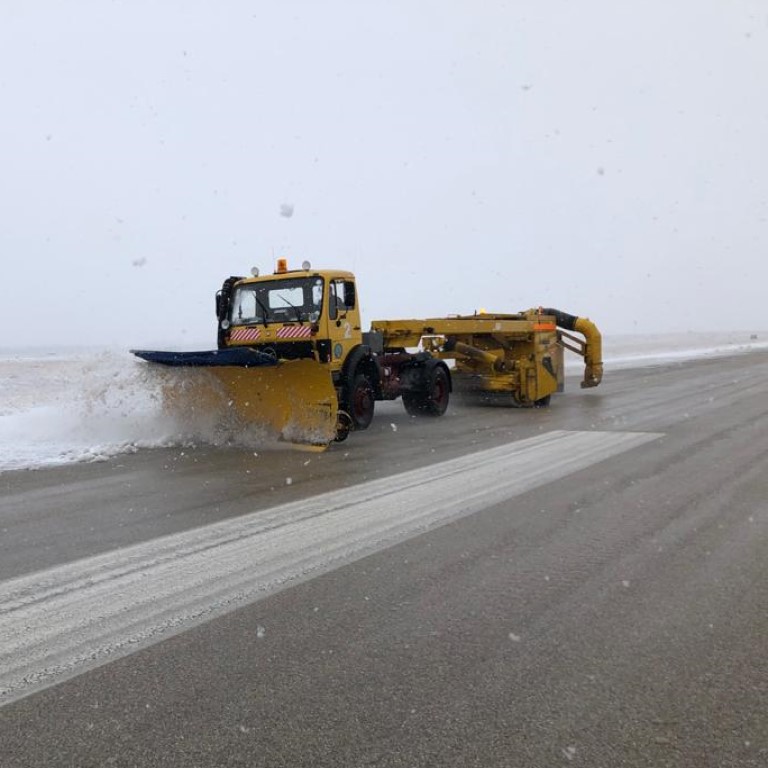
[1, 351, 767, 767]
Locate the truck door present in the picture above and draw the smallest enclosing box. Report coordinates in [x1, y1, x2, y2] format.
[328, 278, 363, 365]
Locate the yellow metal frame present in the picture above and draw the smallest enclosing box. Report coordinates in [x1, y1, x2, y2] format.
[371, 309, 600, 405]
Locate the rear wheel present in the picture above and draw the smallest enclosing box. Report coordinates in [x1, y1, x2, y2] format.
[402, 366, 450, 416]
[345, 373, 375, 430]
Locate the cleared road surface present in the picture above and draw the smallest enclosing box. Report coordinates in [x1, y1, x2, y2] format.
[1, 350, 767, 767]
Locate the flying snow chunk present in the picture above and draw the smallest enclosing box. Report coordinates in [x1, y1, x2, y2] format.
[132, 257, 147, 267]
[280, 203, 294, 218]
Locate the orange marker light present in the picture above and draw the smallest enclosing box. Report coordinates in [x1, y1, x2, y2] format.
[276, 258, 288, 273]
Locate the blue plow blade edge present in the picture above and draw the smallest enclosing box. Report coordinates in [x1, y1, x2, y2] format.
[130, 348, 279, 368]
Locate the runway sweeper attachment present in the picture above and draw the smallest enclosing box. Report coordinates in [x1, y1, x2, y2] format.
[369, 308, 602, 407]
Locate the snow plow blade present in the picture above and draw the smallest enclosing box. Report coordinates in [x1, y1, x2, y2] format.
[131, 349, 339, 448]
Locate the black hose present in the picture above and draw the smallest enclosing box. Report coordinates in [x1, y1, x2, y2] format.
[539, 308, 579, 331]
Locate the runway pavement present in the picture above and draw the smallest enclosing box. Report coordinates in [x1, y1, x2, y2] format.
[1, 350, 767, 767]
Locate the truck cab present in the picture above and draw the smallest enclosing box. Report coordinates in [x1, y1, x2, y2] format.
[215, 260, 380, 436]
[217, 260, 363, 375]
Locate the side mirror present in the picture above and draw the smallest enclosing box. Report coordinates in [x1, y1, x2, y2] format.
[343, 281, 356, 309]
[215, 290, 223, 320]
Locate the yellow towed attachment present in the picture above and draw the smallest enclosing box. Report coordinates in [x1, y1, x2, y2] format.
[206, 359, 339, 447]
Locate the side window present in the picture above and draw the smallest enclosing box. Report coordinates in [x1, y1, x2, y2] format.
[329, 279, 356, 320]
[329, 280, 343, 320]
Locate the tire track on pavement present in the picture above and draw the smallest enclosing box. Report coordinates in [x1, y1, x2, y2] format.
[0, 429, 660, 706]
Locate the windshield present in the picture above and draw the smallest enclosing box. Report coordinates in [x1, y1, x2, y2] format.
[230, 276, 324, 325]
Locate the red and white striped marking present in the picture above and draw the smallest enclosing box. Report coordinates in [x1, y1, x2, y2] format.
[276, 325, 312, 339]
[230, 327, 262, 342]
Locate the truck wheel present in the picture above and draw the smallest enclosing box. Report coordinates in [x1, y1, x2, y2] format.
[334, 412, 352, 442]
[402, 366, 450, 417]
[346, 373, 375, 430]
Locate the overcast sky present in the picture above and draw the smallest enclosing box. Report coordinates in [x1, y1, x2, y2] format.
[1, 1, 767, 348]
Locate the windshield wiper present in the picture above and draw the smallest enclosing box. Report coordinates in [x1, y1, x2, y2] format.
[276, 295, 304, 325]
[254, 296, 270, 327]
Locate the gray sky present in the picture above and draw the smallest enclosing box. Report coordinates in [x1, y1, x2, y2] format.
[2, 1, 767, 348]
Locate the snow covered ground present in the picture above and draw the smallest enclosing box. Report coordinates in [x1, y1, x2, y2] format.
[600, 331, 768, 369]
[0, 332, 766, 471]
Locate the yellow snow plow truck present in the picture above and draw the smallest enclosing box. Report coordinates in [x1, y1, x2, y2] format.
[132, 259, 602, 448]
